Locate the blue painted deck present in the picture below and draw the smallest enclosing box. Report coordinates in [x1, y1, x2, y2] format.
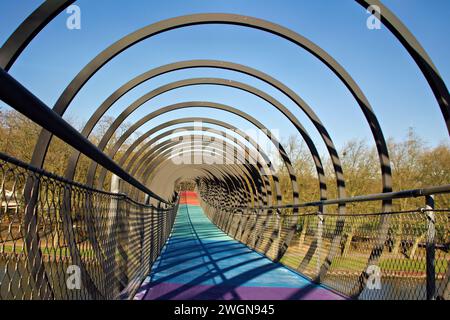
[135, 201, 345, 300]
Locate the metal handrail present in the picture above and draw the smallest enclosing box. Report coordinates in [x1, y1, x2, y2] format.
[0, 68, 169, 204]
[0, 151, 162, 209]
[225, 184, 450, 210]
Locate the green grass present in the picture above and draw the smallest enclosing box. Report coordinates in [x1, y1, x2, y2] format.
[280, 252, 448, 274]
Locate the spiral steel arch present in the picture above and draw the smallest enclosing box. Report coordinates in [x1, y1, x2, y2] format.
[87, 101, 299, 212]
[0, 1, 448, 299]
[133, 138, 272, 205]
[115, 116, 282, 208]
[122, 127, 278, 203]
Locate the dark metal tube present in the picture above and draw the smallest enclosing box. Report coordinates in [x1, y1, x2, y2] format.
[0, 68, 169, 204]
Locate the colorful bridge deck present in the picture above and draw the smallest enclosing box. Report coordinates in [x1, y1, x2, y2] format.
[135, 192, 345, 300]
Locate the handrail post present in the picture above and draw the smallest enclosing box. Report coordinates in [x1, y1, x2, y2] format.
[317, 207, 324, 276]
[117, 197, 129, 294]
[149, 204, 155, 269]
[108, 174, 121, 296]
[425, 195, 436, 300]
[157, 202, 163, 252]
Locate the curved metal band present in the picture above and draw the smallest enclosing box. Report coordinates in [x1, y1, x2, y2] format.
[77, 77, 326, 202]
[133, 135, 271, 205]
[115, 117, 278, 207]
[357, 0, 450, 134]
[90, 101, 299, 211]
[148, 148, 266, 208]
[144, 140, 265, 200]
[137, 138, 269, 200]
[23, 13, 388, 212]
[0, 0, 75, 70]
[59, 60, 340, 205]
[124, 127, 278, 204]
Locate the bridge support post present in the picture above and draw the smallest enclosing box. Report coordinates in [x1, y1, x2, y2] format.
[425, 195, 436, 300]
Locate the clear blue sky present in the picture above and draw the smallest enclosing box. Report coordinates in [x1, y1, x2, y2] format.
[1, 0, 449, 157]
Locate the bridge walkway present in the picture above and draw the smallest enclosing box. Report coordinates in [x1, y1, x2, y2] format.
[135, 191, 346, 300]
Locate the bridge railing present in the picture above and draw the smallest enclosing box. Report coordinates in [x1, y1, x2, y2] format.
[0, 152, 178, 300]
[200, 186, 449, 300]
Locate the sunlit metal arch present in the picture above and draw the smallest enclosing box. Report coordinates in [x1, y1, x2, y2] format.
[142, 142, 266, 208]
[131, 138, 270, 207]
[136, 138, 270, 199]
[2, 2, 445, 139]
[152, 159, 259, 208]
[4, 5, 449, 214]
[146, 142, 267, 204]
[16, 13, 390, 215]
[0, 0, 75, 70]
[131, 136, 272, 205]
[116, 116, 283, 207]
[357, 0, 449, 134]
[115, 116, 281, 206]
[122, 118, 275, 181]
[55, 59, 342, 209]
[90, 101, 299, 211]
[115, 118, 277, 207]
[123, 123, 277, 207]
[7, 14, 391, 221]
[1, 1, 448, 300]
[81, 77, 326, 202]
[104, 126, 280, 211]
[124, 126, 279, 204]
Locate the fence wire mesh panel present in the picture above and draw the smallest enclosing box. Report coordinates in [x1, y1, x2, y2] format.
[0, 153, 177, 300]
[201, 198, 449, 300]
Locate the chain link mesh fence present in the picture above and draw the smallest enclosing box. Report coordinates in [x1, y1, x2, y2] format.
[0, 153, 177, 300]
[201, 198, 449, 300]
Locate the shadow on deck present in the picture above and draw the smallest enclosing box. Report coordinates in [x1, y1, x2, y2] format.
[135, 192, 346, 300]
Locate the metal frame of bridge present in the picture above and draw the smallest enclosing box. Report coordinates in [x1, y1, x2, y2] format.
[0, 0, 449, 300]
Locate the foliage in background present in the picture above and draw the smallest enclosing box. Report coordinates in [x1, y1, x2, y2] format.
[1, 107, 449, 209]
